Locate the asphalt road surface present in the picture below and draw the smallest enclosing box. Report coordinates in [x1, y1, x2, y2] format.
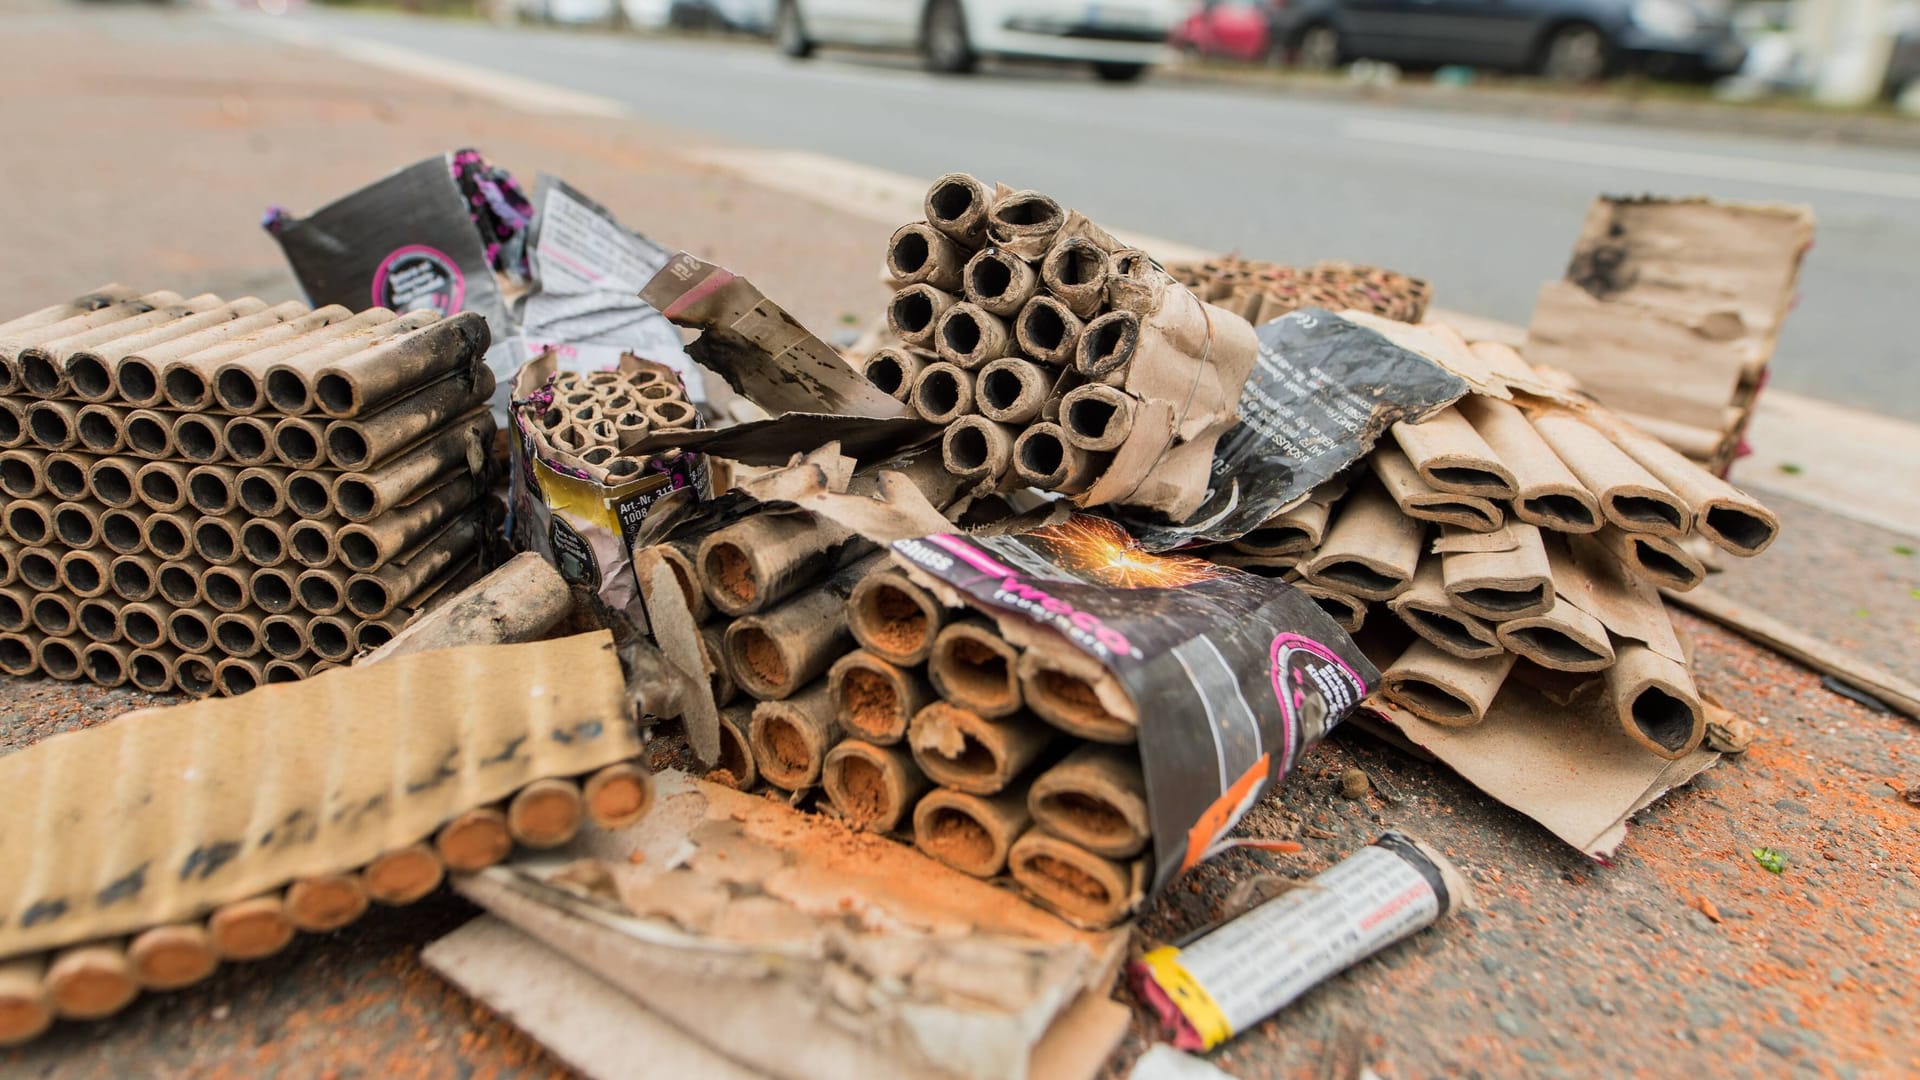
[280, 10, 1920, 420]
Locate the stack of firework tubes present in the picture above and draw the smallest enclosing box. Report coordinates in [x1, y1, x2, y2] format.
[1203, 339, 1779, 761]
[0, 633, 651, 1047]
[0, 286, 496, 697]
[636, 511, 1148, 929]
[516, 361, 699, 485]
[1168, 255, 1433, 326]
[871, 173, 1258, 521]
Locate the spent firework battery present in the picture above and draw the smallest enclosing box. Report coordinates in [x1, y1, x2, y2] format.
[1130, 832, 1471, 1051]
[889, 515, 1378, 894]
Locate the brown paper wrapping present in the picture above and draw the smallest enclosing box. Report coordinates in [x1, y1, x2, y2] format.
[1437, 521, 1554, 622]
[1302, 481, 1424, 602]
[1390, 406, 1517, 499]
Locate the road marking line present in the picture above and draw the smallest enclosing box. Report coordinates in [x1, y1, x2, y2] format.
[1346, 118, 1920, 201]
[228, 14, 631, 118]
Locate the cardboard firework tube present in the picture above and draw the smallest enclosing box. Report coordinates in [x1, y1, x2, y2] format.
[941, 415, 1017, 485]
[287, 521, 334, 569]
[305, 615, 357, 662]
[886, 221, 967, 291]
[359, 551, 570, 664]
[714, 703, 758, 789]
[847, 565, 945, 666]
[323, 366, 496, 470]
[234, 516, 292, 570]
[0, 285, 136, 341]
[1390, 407, 1518, 499]
[4, 292, 179, 376]
[118, 409, 174, 459]
[127, 923, 218, 991]
[263, 658, 318, 684]
[284, 874, 370, 933]
[331, 407, 492, 523]
[1012, 422, 1102, 495]
[139, 301, 307, 408]
[1496, 598, 1615, 673]
[1370, 443, 1504, 533]
[506, 777, 586, 849]
[43, 452, 91, 503]
[346, 513, 482, 619]
[1387, 559, 1504, 660]
[725, 579, 857, 701]
[350, 615, 403, 653]
[1021, 653, 1136, 745]
[1457, 395, 1600, 533]
[205, 307, 383, 413]
[0, 549, 13, 589]
[117, 602, 168, 650]
[1059, 383, 1136, 453]
[271, 415, 328, 469]
[0, 955, 53, 1046]
[0, 587, 27, 633]
[236, 466, 290, 517]
[986, 189, 1072, 260]
[259, 613, 310, 660]
[56, 549, 108, 598]
[641, 399, 697, 430]
[18, 294, 214, 397]
[1302, 482, 1424, 602]
[925, 172, 994, 246]
[77, 598, 122, 643]
[0, 631, 37, 676]
[1039, 236, 1111, 319]
[1583, 408, 1780, 556]
[909, 361, 975, 425]
[823, 740, 928, 832]
[1381, 638, 1517, 726]
[1530, 411, 1689, 538]
[1028, 745, 1149, 859]
[1298, 583, 1366, 633]
[82, 634, 133, 684]
[699, 623, 738, 706]
[309, 312, 488, 419]
[25, 401, 82, 452]
[1609, 641, 1705, 759]
[886, 284, 957, 350]
[696, 511, 858, 617]
[155, 559, 208, 606]
[962, 247, 1040, 318]
[935, 302, 1011, 370]
[2, 497, 53, 546]
[583, 762, 654, 829]
[163, 604, 217, 654]
[16, 548, 59, 592]
[928, 617, 1022, 718]
[45, 942, 139, 1020]
[30, 593, 76, 637]
[1007, 829, 1137, 929]
[1074, 310, 1137, 381]
[1133, 832, 1467, 1051]
[1592, 525, 1706, 592]
[975, 356, 1052, 425]
[0, 399, 25, 449]
[360, 843, 445, 906]
[190, 511, 249, 567]
[914, 787, 1029, 878]
[128, 460, 189, 515]
[127, 647, 175, 692]
[337, 472, 478, 572]
[829, 649, 934, 745]
[0, 448, 43, 498]
[1011, 295, 1084, 368]
[222, 415, 276, 467]
[207, 895, 296, 961]
[74, 404, 126, 455]
[172, 653, 216, 697]
[53, 499, 102, 548]
[750, 681, 840, 790]
[1231, 498, 1337, 557]
[634, 539, 710, 624]
[286, 470, 336, 519]
[862, 347, 929, 403]
[908, 701, 1053, 795]
[296, 567, 351, 616]
[169, 412, 227, 465]
[212, 611, 265, 658]
[1439, 522, 1555, 621]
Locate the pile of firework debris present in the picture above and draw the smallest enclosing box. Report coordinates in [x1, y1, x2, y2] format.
[0, 157, 1821, 1078]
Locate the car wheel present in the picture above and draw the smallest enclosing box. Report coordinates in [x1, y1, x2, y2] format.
[1093, 62, 1148, 82]
[1538, 23, 1609, 82]
[923, 0, 977, 75]
[1295, 23, 1340, 71]
[775, 0, 813, 58]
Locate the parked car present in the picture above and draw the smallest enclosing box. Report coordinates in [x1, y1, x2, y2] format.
[1171, 0, 1288, 63]
[773, 0, 1181, 80]
[1277, 0, 1747, 81]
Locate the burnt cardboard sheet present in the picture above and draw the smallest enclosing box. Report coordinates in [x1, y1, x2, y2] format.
[623, 413, 937, 467]
[0, 633, 636, 960]
[1120, 309, 1467, 552]
[890, 516, 1378, 893]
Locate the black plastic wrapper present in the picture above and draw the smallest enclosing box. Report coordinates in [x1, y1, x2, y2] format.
[891, 515, 1378, 894]
[1119, 308, 1468, 552]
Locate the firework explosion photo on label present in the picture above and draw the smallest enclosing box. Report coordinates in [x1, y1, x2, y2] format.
[1027, 517, 1224, 589]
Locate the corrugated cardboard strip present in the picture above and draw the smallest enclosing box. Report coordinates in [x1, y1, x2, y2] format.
[0, 632, 637, 959]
